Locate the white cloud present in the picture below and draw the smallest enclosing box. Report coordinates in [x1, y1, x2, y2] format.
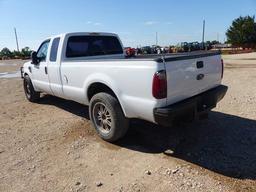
[144, 21, 158, 25]
[94, 22, 102, 26]
[165, 22, 173, 25]
[144, 21, 173, 25]
[86, 21, 103, 26]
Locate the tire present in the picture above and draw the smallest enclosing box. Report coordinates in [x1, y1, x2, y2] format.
[23, 75, 40, 102]
[89, 92, 129, 142]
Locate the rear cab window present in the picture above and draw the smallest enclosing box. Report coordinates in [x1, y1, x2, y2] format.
[66, 35, 123, 58]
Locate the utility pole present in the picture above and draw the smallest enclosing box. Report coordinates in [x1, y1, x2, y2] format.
[14, 27, 20, 52]
[202, 20, 205, 49]
[156, 32, 158, 46]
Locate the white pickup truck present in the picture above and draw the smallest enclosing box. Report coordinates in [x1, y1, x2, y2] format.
[21, 32, 227, 142]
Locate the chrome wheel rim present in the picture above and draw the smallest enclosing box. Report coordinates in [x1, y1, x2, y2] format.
[92, 102, 112, 134]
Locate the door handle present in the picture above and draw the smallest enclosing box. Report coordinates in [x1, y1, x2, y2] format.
[196, 61, 204, 68]
[45, 66, 48, 74]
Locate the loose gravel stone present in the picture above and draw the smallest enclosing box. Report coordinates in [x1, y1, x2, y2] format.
[145, 170, 151, 175]
[96, 181, 103, 187]
[172, 168, 179, 174]
[165, 168, 172, 175]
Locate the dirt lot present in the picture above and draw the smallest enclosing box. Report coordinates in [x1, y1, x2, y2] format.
[0, 53, 256, 192]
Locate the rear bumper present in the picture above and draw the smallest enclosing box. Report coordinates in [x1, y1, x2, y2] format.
[153, 85, 228, 126]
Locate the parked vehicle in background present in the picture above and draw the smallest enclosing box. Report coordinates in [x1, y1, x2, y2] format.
[136, 48, 143, 55]
[124, 47, 136, 57]
[200, 42, 212, 50]
[162, 47, 170, 54]
[174, 41, 218, 53]
[141, 46, 152, 54]
[21, 32, 227, 142]
[188, 42, 200, 52]
[176, 42, 189, 52]
[169, 46, 175, 53]
[151, 46, 156, 54]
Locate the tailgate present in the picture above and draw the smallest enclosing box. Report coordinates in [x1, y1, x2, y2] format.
[164, 53, 222, 105]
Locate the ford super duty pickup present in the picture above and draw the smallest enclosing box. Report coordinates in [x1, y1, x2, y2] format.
[21, 32, 228, 142]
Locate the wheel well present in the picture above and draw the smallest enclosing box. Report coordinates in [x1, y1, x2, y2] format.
[87, 83, 117, 101]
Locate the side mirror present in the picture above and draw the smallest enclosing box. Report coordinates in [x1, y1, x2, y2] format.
[31, 51, 39, 64]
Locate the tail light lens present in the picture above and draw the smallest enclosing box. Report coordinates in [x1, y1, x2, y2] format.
[221, 59, 224, 79]
[152, 70, 167, 99]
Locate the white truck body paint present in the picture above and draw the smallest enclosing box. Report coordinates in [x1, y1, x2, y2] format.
[22, 32, 223, 123]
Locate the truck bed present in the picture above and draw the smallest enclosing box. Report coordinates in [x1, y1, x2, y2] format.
[64, 50, 220, 63]
[130, 50, 221, 62]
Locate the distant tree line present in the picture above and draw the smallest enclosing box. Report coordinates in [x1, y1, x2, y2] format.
[0, 47, 33, 60]
[226, 15, 256, 48]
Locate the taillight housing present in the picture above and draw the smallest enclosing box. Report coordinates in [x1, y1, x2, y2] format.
[152, 70, 167, 99]
[221, 59, 224, 79]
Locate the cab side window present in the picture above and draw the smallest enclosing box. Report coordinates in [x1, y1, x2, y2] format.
[50, 38, 60, 62]
[37, 40, 50, 62]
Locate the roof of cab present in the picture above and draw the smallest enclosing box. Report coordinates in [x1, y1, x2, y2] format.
[50, 32, 118, 39]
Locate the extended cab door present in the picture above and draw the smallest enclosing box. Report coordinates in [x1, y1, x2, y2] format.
[47, 37, 64, 97]
[32, 40, 52, 94]
[60, 34, 124, 104]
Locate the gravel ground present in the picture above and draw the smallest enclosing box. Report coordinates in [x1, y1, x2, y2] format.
[0, 54, 256, 192]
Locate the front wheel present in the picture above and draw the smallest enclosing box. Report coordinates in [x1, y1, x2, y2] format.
[89, 93, 129, 142]
[23, 75, 40, 102]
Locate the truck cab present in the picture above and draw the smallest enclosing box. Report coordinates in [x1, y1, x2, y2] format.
[23, 32, 125, 99]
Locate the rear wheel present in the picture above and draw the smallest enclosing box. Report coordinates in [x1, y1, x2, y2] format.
[89, 93, 129, 142]
[23, 75, 40, 102]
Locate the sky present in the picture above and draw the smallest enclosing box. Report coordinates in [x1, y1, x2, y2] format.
[0, 0, 255, 50]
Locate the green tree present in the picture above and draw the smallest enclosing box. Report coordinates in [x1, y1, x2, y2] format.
[211, 40, 220, 45]
[0, 47, 13, 58]
[21, 47, 32, 58]
[226, 16, 256, 48]
[13, 50, 22, 58]
[0, 47, 12, 57]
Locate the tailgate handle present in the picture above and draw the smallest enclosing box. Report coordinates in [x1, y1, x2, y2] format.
[196, 61, 204, 68]
[197, 74, 205, 80]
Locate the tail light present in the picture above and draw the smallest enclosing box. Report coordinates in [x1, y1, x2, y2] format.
[152, 70, 167, 99]
[221, 59, 224, 79]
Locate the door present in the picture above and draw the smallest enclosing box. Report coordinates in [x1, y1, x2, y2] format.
[61, 34, 124, 104]
[32, 40, 52, 94]
[47, 37, 64, 97]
